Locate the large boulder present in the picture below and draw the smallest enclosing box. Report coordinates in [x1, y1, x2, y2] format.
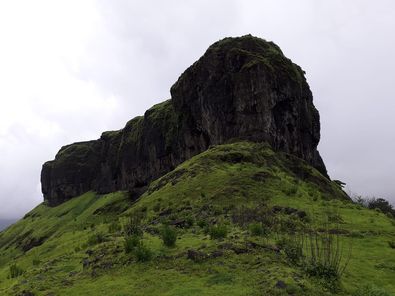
[41, 35, 327, 206]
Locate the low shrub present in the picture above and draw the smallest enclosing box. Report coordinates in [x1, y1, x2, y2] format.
[304, 262, 339, 282]
[185, 215, 195, 228]
[153, 203, 161, 212]
[283, 184, 298, 196]
[197, 220, 208, 228]
[277, 230, 351, 291]
[388, 241, 395, 249]
[135, 243, 152, 262]
[123, 234, 152, 262]
[302, 230, 351, 286]
[278, 216, 302, 233]
[32, 258, 41, 266]
[87, 232, 106, 246]
[124, 215, 143, 237]
[368, 198, 395, 217]
[209, 224, 228, 240]
[108, 221, 121, 233]
[304, 231, 352, 279]
[161, 225, 177, 247]
[349, 231, 365, 238]
[326, 211, 344, 223]
[8, 264, 24, 278]
[249, 222, 268, 237]
[231, 205, 272, 227]
[124, 235, 141, 254]
[187, 249, 206, 263]
[353, 196, 395, 217]
[206, 273, 234, 286]
[276, 237, 303, 264]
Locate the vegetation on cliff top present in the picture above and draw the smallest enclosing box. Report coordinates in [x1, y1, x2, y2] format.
[1, 142, 394, 295]
[208, 35, 305, 85]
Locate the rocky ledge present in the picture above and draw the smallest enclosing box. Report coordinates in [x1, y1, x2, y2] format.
[41, 35, 327, 206]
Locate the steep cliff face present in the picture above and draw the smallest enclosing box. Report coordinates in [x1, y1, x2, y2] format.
[41, 35, 327, 206]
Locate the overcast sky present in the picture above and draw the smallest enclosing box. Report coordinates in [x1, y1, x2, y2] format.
[0, 0, 394, 219]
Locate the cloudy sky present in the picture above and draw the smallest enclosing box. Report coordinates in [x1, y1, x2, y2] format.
[1, 0, 394, 219]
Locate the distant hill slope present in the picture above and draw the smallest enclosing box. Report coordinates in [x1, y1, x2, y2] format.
[1, 142, 394, 295]
[0, 219, 17, 232]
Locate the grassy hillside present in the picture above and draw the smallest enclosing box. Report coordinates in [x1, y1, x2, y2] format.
[0, 142, 394, 295]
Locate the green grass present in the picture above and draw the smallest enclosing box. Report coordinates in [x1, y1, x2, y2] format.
[0, 141, 394, 295]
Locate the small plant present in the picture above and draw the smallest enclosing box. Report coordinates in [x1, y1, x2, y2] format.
[213, 207, 223, 216]
[231, 204, 273, 227]
[249, 222, 268, 237]
[161, 225, 177, 247]
[197, 220, 208, 228]
[153, 203, 161, 212]
[8, 263, 24, 278]
[325, 210, 344, 223]
[301, 230, 352, 288]
[32, 257, 41, 266]
[304, 261, 339, 283]
[124, 235, 141, 254]
[279, 216, 302, 233]
[135, 243, 152, 262]
[352, 284, 392, 296]
[87, 232, 106, 246]
[108, 221, 121, 233]
[123, 234, 152, 261]
[277, 237, 303, 264]
[283, 184, 298, 196]
[277, 227, 352, 288]
[124, 215, 143, 237]
[350, 231, 365, 238]
[209, 224, 228, 240]
[185, 215, 195, 228]
[388, 240, 395, 249]
[206, 272, 234, 286]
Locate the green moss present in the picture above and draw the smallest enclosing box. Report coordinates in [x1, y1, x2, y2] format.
[101, 129, 122, 140]
[211, 35, 305, 86]
[122, 116, 144, 144]
[145, 100, 179, 149]
[54, 141, 96, 164]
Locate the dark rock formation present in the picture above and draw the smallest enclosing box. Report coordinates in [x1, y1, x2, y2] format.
[41, 35, 328, 206]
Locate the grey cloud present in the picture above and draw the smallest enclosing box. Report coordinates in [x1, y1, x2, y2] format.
[1, 0, 394, 219]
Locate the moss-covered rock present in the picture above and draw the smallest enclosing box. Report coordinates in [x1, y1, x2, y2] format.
[41, 35, 327, 206]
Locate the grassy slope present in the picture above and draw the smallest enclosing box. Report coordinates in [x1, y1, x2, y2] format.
[0, 142, 394, 295]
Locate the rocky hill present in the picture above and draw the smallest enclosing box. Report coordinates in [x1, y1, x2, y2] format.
[41, 35, 327, 206]
[1, 36, 394, 296]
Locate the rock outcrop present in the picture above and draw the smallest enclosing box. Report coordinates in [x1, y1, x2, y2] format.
[41, 35, 328, 206]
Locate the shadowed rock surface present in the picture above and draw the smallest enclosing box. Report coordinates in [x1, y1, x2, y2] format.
[41, 35, 328, 206]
